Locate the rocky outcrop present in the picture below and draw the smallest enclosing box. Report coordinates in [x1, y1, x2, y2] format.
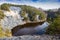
[0, 35, 60, 40]
[0, 4, 47, 37]
[0, 6, 46, 30]
[0, 6, 26, 30]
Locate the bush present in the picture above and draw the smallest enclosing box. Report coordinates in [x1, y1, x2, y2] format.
[1, 4, 10, 11]
[0, 10, 5, 20]
[46, 15, 60, 35]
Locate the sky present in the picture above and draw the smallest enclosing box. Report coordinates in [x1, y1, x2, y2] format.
[0, 0, 60, 10]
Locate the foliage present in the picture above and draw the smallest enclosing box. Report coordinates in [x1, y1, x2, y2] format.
[3, 3, 46, 21]
[0, 10, 5, 20]
[20, 5, 46, 21]
[0, 25, 5, 37]
[46, 15, 60, 35]
[21, 11, 29, 21]
[5, 28, 12, 37]
[0, 25, 12, 37]
[1, 3, 10, 11]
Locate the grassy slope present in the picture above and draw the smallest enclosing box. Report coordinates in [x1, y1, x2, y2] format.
[0, 25, 12, 37]
[1, 3, 46, 21]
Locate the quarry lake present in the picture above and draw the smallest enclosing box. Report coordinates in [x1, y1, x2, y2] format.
[12, 22, 49, 36]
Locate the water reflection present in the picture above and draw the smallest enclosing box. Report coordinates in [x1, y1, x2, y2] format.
[13, 22, 49, 36]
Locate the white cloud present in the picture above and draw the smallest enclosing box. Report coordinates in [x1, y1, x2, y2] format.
[0, 0, 60, 10]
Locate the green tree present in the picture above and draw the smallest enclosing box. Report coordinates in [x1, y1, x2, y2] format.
[46, 15, 60, 35]
[1, 4, 10, 11]
[21, 11, 29, 21]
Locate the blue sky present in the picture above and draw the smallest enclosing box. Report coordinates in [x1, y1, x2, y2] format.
[0, 0, 60, 10]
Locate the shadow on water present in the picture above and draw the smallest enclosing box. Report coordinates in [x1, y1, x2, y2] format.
[11, 22, 49, 36]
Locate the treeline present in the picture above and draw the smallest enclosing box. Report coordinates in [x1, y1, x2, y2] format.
[46, 9, 60, 35]
[0, 3, 46, 21]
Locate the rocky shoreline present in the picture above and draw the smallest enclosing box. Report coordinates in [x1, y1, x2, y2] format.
[0, 35, 60, 40]
[11, 21, 44, 35]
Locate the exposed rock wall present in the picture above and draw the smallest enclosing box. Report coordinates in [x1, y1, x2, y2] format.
[1, 16, 25, 30]
[0, 35, 60, 40]
[0, 6, 26, 30]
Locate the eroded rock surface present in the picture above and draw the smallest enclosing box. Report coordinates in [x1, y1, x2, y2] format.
[0, 35, 60, 40]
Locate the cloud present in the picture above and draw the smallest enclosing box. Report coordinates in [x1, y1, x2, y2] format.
[0, 0, 60, 10]
[0, 0, 59, 2]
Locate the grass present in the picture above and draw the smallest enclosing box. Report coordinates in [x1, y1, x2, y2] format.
[0, 25, 12, 38]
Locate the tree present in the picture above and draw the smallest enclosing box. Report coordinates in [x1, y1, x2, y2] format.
[21, 11, 29, 21]
[1, 3, 46, 21]
[46, 15, 60, 35]
[1, 4, 10, 11]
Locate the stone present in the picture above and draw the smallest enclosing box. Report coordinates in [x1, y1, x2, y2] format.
[0, 35, 60, 40]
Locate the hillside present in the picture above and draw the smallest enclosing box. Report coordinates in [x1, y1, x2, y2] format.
[0, 3, 47, 37]
[45, 8, 60, 35]
[1, 3, 47, 21]
[0, 3, 47, 29]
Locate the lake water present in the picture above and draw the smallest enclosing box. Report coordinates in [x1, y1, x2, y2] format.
[13, 22, 49, 36]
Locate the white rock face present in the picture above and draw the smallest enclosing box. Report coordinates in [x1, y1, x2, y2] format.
[35, 15, 40, 21]
[0, 6, 26, 30]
